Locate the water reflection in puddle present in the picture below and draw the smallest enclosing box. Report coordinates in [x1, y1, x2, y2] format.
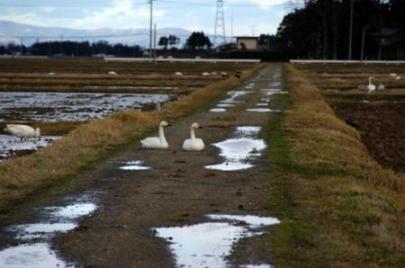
[0, 194, 99, 267]
[0, 135, 61, 162]
[210, 108, 226, 113]
[154, 214, 280, 268]
[247, 108, 281, 113]
[120, 161, 151, 171]
[205, 126, 266, 171]
[0, 243, 73, 268]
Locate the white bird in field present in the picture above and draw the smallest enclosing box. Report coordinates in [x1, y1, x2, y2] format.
[175, 72, 183, 76]
[182, 122, 205, 152]
[202, 72, 210, 76]
[367, 76, 376, 93]
[389, 73, 397, 78]
[395, 75, 401, 80]
[48, 72, 56, 76]
[140, 121, 170, 149]
[4, 125, 41, 141]
[108, 71, 118, 76]
[377, 83, 385, 91]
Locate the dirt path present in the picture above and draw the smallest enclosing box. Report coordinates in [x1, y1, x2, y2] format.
[1, 64, 285, 267]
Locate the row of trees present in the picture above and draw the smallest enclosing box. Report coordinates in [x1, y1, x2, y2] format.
[0, 31, 215, 56]
[0, 41, 143, 57]
[276, 0, 405, 60]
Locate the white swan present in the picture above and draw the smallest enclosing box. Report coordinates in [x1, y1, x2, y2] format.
[367, 76, 376, 93]
[175, 72, 183, 76]
[141, 121, 170, 149]
[4, 124, 41, 141]
[182, 123, 205, 151]
[108, 71, 118, 76]
[202, 72, 210, 76]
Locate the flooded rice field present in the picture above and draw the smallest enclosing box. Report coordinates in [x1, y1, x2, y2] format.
[206, 126, 267, 171]
[0, 192, 100, 268]
[154, 214, 280, 268]
[0, 92, 175, 122]
[0, 135, 60, 162]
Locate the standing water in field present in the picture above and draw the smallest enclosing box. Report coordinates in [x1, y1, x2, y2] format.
[154, 214, 280, 268]
[0, 92, 174, 122]
[205, 126, 267, 171]
[0, 135, 61, 162]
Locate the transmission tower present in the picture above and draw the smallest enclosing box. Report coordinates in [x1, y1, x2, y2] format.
[214, 0, 226, 46]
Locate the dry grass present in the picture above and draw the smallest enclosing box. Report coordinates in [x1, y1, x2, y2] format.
[265, 64, 405, 267]
[0, 64, 263, 212]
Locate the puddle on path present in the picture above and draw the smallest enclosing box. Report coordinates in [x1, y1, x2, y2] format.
[209, 108, 226, 113]
[0, 193, 99, 267]
[246, 108, 282, 113]
[205, 126, 266, 171]
[154, 214, 280, 268]
[0, 243, 73, 268]
[0, 92, 174, 122]
[0, 135, 61, 162]
[210, 90, 251, 113]
[120, 161, 151, 171]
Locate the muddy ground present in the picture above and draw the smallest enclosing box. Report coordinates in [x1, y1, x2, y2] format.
[0, 64, 285, 267]
[330, 99, 405, 173]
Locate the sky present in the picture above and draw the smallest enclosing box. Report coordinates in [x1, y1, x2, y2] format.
[0, 0, 296, 36]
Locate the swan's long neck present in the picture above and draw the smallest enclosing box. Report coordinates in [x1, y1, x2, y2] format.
[159, 125, 167, 144]
[369, 77, 373, 85]
[190, 127, 196, 140]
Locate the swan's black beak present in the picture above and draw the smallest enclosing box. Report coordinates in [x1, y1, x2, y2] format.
[199, 126, 203, 129]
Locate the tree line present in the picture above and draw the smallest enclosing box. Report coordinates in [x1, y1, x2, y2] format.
[275, 0, 405, 60]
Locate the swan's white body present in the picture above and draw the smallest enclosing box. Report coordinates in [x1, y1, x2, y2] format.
[395, 75, 401, 80]
[175, 72, 183, 76]
[182, 123, 205, 151]
[390, 73, 397, 78]
[4, 125, 41, 140]
[141, 121, 169, 149]
[202, 72, 210, 76]
[108, 71, 118, 76]
[367, 77, 376, 93]
[48, 72, 56, 76]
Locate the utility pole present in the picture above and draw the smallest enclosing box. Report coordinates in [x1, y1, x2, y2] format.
[153, 23, 157, 63]
[149, 0, 155, 57]
[348, 0, 354, 60]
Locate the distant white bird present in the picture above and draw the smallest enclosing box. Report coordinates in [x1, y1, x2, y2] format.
[377, 83, 385, 90]
[48, 72, 56, 76]
[367, 76, 376, 93]
[389, 73, 397, 78]
[140, 121, 170, 149]
[395, 75, 401, 80]
[4, 125, 41, 141]
[202, 72, 210, 76]
[108, 71, 118, 76]
[182, 122, 205, 152]
[175, 72, 183, 76]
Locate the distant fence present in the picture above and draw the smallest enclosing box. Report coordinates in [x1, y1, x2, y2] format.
[104, 57, 261, 64]
[290, 59, 405, 64]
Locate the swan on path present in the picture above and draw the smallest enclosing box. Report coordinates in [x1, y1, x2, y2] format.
[141, 121, 170, 149]
[367, 76, 376, 93]
[202, 72, 210, 76]
[108, 71, 118, 76]
[183, 123, 205, 151]
[175, 72, 183, 76]
[4, 124, 41, 141]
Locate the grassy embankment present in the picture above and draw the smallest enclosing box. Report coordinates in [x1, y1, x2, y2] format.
[265, 64, 404, 267]
[0, 64, 263, 213]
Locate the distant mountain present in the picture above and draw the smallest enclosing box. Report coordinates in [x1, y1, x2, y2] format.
[0, 20, 191, 47]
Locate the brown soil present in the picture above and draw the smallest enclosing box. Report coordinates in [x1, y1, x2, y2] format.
[0, 65, 283, 267]
[331, 100, 405, 173]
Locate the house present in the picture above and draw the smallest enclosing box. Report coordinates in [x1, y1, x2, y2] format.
[236, 36, 259, 50]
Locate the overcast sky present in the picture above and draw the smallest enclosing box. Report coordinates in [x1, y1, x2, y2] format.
[0, 0, 295, 36]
